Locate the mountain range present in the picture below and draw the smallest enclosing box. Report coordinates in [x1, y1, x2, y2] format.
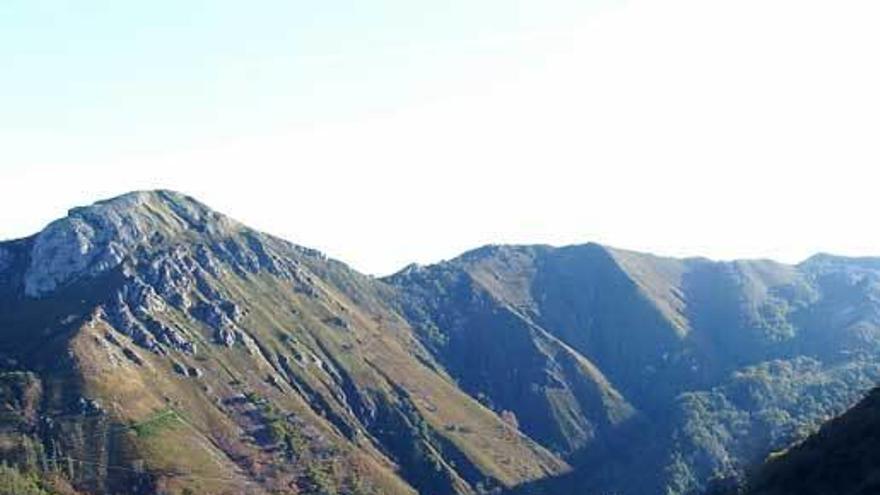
[1, 190, 879, 495]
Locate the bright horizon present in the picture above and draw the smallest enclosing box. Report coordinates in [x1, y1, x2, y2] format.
[2, 0, 879, 275]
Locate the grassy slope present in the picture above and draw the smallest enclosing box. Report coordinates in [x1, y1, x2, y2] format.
[20, 239, 565, 494]
[0, 193, 566, 494]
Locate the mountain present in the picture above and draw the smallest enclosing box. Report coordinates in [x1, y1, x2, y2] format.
[2, 191, 880, 495]
[727, 386, 880, 495]
[0, 191, 564, 495]
[388, 245, 880, 494]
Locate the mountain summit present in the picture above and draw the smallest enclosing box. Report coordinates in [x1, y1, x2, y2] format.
[2, 191, 880, 495]
[24, 191, 239, 297]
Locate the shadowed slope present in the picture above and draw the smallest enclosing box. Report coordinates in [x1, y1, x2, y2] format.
[388, 243, 880, 495]
[736, 387, 880, 495]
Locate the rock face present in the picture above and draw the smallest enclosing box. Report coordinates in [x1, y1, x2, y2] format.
[3, 191, 880, 495]
[24, 191, 238, 297]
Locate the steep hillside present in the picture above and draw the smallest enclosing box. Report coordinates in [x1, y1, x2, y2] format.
[0, 191, 565, 495]
[388, 245, 639, 456]
[731, 386, 880, 495]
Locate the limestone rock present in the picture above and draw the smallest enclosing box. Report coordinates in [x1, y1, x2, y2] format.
[77, 397, 105, 416]
[23, 191, 240, 297]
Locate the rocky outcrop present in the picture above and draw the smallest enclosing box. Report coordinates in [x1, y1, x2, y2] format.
[23, 191, 241, 297]
[21, 191, 310, 357]
[191, 301, 241, 347]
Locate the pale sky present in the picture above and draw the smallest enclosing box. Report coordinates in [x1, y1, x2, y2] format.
[1, 0, 879, 274]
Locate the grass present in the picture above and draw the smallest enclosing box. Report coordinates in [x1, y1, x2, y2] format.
[131, 408, 182, 438]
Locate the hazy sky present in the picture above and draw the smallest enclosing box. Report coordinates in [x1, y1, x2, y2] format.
[2, 0, 879, 274]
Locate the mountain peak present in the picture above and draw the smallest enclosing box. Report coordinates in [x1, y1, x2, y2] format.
[24, 190, 241, 297]
[70, 189, 229, 226]
[85, 188, 183, 207]
[800, 251, 880, 266]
